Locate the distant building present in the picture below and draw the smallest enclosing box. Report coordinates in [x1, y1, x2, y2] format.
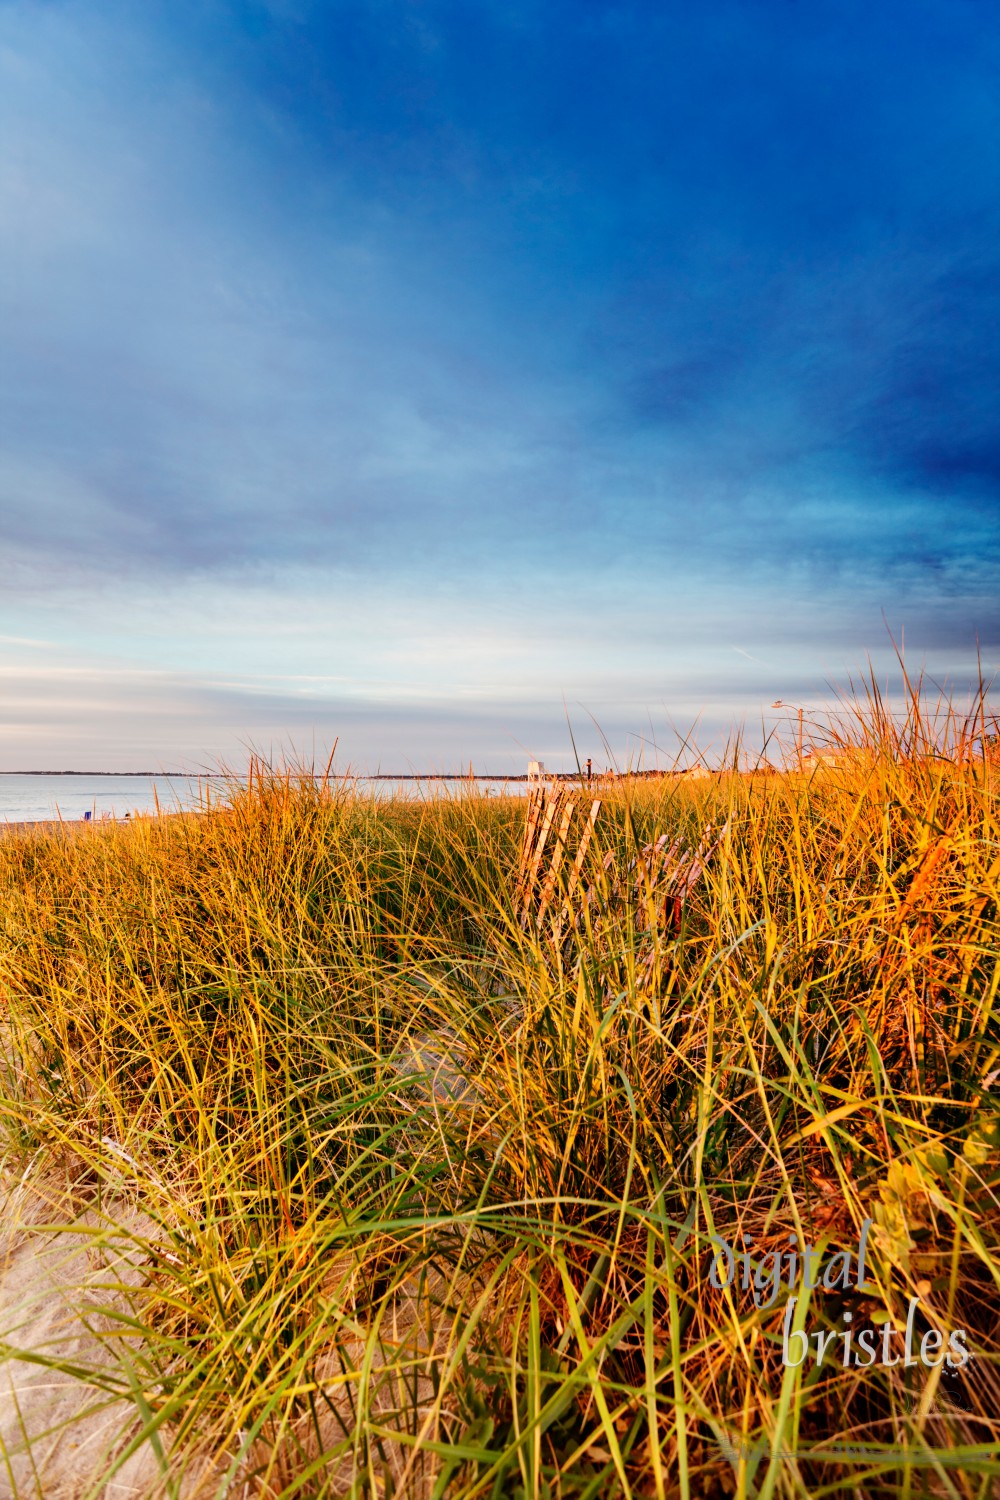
[802, 748, 844, 767]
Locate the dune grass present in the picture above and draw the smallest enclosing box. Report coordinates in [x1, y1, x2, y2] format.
[0, 679, 998, 1497]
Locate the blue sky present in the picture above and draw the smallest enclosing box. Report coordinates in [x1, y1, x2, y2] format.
[1, 0, 997, 770]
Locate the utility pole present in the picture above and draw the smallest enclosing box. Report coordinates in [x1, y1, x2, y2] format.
[772, 701, 805, 768]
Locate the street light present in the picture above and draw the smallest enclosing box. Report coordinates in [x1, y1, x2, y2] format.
[772, 700, 804, 766]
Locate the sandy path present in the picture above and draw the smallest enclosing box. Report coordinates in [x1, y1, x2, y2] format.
[0, 1169, 218, 1500]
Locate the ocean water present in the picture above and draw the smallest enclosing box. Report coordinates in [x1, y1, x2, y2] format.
[0, 774, 530, 823]
[0, 775, 220, 824]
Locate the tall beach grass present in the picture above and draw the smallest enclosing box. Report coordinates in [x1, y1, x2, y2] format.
[0, 675, 998, 1497]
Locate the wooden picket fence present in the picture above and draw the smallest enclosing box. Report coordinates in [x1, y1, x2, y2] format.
[517, 780, 728, 942]
[516, 783, 603, 935]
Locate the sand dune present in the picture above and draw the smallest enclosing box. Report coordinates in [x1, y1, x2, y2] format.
[0, 1170, 217, 1499]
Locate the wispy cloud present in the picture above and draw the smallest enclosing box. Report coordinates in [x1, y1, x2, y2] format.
[0, 0, 996, 762]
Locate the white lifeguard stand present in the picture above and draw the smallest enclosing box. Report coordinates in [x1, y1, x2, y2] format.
[527, 760, 545, 785]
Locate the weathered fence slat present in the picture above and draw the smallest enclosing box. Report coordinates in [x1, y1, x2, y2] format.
[559, 797, 601, 926]
[518, 780, 728, 946]
[519, 786, 563, 918]
[536, 799, 575, 928]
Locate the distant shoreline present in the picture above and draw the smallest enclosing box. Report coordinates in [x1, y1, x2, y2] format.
[0, 770, 532, 780]
[0, 769, 694, 783]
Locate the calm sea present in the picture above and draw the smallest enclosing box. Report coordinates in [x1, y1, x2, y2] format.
[0, 774, 530, 823]
[0, 775, 219, 824]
